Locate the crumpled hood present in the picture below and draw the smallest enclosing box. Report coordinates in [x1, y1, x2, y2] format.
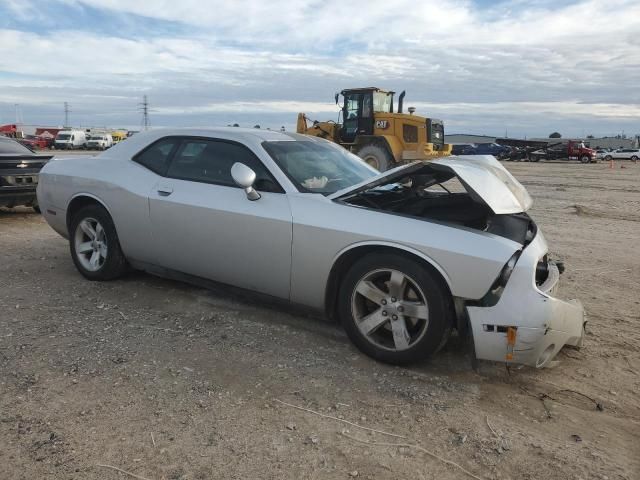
[330, 154, 532, 215]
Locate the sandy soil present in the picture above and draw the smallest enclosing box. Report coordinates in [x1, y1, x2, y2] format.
[1, 160, 639, 480]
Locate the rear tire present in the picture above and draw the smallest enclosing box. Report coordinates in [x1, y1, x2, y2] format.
[631, 155, 638, 163]
[69, 204, 127, 281]
[356, 144, 393, 171]
[338, 253, 451, 365]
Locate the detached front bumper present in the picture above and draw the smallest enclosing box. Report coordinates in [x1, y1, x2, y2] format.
[466, 232, 586, 368]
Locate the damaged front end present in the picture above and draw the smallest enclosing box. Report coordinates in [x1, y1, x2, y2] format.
[334, 155, 586, 368]
[467, 231, 585, 368]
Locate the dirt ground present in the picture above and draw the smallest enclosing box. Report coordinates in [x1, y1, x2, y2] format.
[1, 160, 639, 480]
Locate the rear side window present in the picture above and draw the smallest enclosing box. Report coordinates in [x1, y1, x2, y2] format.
[133, 137, 179, 175]
[167, 138, 283, 193]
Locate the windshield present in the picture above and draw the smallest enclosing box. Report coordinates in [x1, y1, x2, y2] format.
[262, 140, 378, 195]
[57, 134, 71, 140]
[373, 91, 392, 113]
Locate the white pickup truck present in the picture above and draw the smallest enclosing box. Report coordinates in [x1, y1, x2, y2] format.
[87, 134, 113, 150]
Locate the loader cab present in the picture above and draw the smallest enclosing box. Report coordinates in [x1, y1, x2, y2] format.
[339, 88, 394, 143]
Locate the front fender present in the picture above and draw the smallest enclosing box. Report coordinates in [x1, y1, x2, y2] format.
[288, 194, 520, 311]
[332, 240, 454, 293]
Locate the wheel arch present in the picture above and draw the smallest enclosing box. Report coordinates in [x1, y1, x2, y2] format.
[324, 242, 455, 322]
[66, 193, 113, 233]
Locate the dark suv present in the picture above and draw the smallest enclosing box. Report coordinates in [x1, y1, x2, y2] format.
[0, 136, 53, 211]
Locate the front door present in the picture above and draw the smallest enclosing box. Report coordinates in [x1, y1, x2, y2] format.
[148, 137, 293, 300]
[340, 92, 374, 143]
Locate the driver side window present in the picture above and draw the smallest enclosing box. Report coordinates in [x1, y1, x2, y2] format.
[166, 138, 283, 193]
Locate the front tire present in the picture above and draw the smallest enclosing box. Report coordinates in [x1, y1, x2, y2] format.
[631, 155, 638, 163]
[580, 155, 590, 164]
[69, 204, 127, 281]
[338, 253, 451, 365]
[356, 144, 393, 171]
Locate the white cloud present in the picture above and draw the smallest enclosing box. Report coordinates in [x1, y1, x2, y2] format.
[60, 0, 640, 47]
[0, 0, 639, 136]
[155, 101, 338, 115]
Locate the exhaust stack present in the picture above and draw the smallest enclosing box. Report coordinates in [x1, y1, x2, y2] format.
[398, 90, 406, 113]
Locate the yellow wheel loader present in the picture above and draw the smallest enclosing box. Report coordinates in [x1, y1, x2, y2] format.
[296, 87, 451, 171]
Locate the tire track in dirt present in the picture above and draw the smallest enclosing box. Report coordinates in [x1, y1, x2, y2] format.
[568, 204, 640, 223]
[521, 181, 640, 194]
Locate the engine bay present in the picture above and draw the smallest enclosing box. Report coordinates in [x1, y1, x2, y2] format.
[341, 169, 536, 245]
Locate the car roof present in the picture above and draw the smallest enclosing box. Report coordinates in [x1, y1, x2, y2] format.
[137, 127, 295, 142]
[98, 127, 323, 161]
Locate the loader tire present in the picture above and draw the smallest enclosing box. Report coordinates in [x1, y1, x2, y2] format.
[357, 144, 393, 171]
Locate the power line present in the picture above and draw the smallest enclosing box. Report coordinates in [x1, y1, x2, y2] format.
[14, 104, 23, 125]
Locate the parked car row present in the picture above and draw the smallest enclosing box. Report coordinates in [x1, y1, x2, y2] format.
[53, 129, 121, 150]
[13, 129, 132, 151]
[450, 140, 640, 163]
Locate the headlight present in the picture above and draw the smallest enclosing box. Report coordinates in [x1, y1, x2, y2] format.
[498, 251, 520, 287]
[475, 250, 523, 307]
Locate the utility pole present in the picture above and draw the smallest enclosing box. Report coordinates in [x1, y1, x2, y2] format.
[139, 95, 150, 130]
[64, 102, 71, 128]
[14, 104, 23, 125]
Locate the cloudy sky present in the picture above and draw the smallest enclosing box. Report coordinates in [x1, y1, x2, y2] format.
[1, 0, 639, 138]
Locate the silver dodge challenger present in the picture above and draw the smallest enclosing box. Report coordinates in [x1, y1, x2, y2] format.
[37, 128, 585, 367]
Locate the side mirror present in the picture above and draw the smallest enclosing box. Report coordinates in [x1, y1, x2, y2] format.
[334, 93, 339, 104]
[231, 162, 261, 201]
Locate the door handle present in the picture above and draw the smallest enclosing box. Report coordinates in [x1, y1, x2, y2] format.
[157, 185, 173, 196]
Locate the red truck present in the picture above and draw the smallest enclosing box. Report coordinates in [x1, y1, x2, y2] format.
[529, 140, 597, 163]
[19, 136, 54, 150]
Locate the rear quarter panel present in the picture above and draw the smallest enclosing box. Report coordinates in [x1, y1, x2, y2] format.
[37, 155, 157, 264]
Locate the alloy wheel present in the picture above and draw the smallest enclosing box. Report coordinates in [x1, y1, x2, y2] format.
[74, 217, 108, 272]
[351, 269, 429, 351]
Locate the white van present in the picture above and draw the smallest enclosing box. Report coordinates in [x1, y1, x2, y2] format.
[86, 133, 113, 150]
[54, 130, 87, 150]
